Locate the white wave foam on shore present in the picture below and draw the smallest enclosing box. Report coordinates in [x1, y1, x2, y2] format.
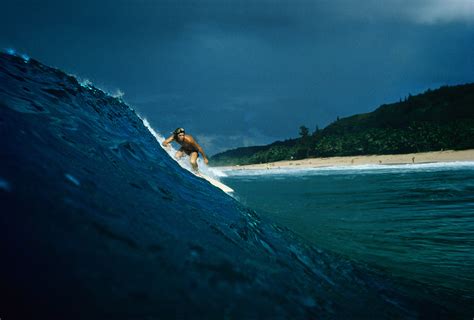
[222, 161, 474, 177]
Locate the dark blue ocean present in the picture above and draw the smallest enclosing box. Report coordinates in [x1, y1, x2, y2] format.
[3, 51, 474, 317]
[220, 162, 474, 300]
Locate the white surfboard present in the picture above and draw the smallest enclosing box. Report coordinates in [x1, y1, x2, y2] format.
[196, 173, 234, 193]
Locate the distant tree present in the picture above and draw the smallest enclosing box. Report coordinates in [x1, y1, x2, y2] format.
[312, 125, 320, 136]
[299, 125, 309, 138]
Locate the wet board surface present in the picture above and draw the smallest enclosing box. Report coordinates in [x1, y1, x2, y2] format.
[196, 173, 234, 193]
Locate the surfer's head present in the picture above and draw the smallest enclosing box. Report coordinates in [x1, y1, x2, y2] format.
[173, 127, 185, 141]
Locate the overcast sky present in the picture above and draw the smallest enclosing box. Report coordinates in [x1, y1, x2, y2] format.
[2, 0, 473, 155]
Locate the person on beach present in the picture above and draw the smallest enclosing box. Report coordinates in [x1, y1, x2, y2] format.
[162, 127, 209, 172]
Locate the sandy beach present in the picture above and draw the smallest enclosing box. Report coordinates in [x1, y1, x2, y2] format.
[217, 149, 474, 171]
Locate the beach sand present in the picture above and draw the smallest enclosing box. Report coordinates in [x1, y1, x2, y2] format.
[216, 149, 474, 171]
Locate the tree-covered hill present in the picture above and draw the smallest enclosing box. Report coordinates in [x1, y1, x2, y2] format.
[211, 139, 299, 166]
[211, 83, 474, 166]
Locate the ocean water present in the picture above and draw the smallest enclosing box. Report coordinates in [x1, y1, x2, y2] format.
[4, 51, 474, 317]
[221, 162, 474, 299]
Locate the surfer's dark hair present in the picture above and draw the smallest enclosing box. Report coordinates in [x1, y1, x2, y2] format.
[173, 127, 185, 136]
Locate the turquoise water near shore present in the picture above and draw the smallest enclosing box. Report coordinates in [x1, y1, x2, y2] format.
[221, 162, 474, 299]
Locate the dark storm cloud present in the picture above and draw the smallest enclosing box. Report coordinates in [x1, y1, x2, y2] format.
[1, 0, 473, 154]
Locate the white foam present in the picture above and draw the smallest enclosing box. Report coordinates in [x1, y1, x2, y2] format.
[3, 48, 30, 62]
[111, 89, 124, 99]
[222, 161, 474, 177]
[78, 78, 93, 88]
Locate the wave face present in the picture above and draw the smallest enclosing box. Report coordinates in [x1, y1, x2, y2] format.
[0, 52, 465, 318]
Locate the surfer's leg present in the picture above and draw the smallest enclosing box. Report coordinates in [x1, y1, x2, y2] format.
[189, 152, 199, 172]
[175, 151, 184, 160]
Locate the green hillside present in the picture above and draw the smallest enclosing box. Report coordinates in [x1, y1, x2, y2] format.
[211, 139, 299, 166]
[211, 83, 474, 166]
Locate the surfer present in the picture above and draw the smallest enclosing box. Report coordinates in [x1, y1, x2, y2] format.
[162, 127, 209, 172]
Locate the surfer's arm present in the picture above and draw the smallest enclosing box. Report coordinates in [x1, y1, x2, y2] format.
[198, 146, 209, 164]
[162, 135, 174, 148]
[188, 136, 209, 164]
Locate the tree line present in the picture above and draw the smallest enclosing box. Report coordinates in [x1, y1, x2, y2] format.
[211, 83, 474, 166]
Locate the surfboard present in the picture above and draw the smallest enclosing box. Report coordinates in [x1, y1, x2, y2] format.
[196, 173, 234, 193]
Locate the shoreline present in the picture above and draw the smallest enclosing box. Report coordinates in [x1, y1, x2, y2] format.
[215, 149, 474, 171]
